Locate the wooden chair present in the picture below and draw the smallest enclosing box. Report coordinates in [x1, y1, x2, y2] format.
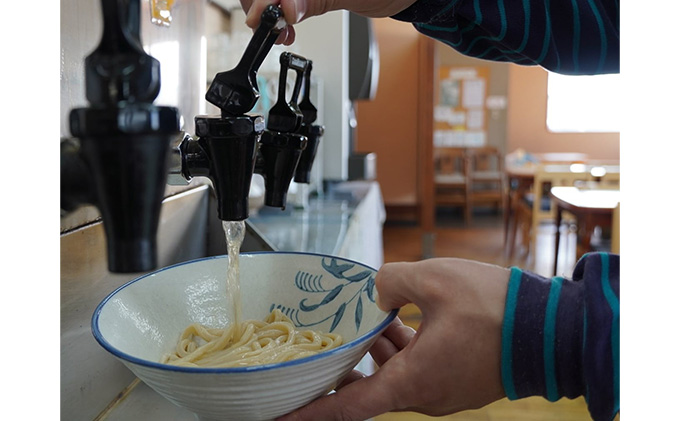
[434, 147, 470, 223]
[515, 165, 592, 259]
[467, 146, 505, 216]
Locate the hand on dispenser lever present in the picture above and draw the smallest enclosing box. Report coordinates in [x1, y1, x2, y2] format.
[239, 0, 417, 44]
[277, 258, 510, 421]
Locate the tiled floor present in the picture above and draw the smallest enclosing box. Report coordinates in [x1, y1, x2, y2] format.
[373, 210, 595, 421]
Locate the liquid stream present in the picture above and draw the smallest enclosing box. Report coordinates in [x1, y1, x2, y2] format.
[223, 220, 245, 333]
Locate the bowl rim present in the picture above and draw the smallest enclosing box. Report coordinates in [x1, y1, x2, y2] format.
[92, 251, 399, 374]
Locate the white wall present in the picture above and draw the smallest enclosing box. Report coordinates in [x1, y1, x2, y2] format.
[290, 11, 350, 181]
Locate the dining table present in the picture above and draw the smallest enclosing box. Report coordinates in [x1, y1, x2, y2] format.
[503, 157, 620, 257]
[551, 186, 621, 276]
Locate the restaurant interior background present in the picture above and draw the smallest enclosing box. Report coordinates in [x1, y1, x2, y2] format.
[6, 0, 677, 419]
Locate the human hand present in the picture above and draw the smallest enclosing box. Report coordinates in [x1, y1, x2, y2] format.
[277, 258, 511, 421]
[239, 0, 417, 45]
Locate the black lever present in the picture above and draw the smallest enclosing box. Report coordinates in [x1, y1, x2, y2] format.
[205, 4, 285, 117]
[297, 61, 318, 125]
[293, 60, 324, 184]
[266, 52, 308, 133]
[254, 52, 311, 209]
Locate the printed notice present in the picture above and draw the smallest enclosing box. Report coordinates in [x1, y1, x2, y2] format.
[462, 78, 486, 109]
[466, 109, 484, 130]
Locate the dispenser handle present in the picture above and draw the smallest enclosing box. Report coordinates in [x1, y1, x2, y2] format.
[236, 5, 284, 81]
[86, 0, 161, 105]
[266, 52, 310, 133]
[205, 5, 285, 116]
[298, 61, 318, 125]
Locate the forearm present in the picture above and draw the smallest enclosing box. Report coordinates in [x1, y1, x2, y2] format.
[502, 252, 620, 420]
[391, 0, 619, 75]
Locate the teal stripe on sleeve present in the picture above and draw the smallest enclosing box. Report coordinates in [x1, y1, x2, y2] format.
[599, 253, 620, 415]
[585, 0, 607, 73]
[536, 0, 555, 69]
[517, 0, 531, 52]
[570, 0, 581, 72]
[543, 276, 564, 402]
[502, 267, 523, 400]
[433, 0, 458, 18]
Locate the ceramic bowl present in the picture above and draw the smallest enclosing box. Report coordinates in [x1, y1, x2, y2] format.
[92, 252, 397, 421]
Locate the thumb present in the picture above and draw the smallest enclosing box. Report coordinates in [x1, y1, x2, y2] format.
[375, 261, 422, 311]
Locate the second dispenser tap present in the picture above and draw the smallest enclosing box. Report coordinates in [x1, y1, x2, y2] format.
[170, 5, 324, 221]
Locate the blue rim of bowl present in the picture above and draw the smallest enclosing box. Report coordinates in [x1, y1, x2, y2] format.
[92, 251, 399, 374]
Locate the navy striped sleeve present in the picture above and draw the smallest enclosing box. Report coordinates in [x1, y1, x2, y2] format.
[501, 252, 620, 421]
[391, 0, 619, 75]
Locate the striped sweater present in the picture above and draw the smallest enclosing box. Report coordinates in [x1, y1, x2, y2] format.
[503, 252, 620, 420]
[392, 0, 619, 75]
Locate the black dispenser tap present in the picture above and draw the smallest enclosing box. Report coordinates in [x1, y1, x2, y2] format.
[169, 5, 287, 220]
[255, 52, 310, 208]
[62, 0, 180, 273]
[168, 6, 325, 222]
[293, 60, 325, 184]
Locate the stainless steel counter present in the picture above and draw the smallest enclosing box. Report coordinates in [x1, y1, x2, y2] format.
[247, 181, 385, 269]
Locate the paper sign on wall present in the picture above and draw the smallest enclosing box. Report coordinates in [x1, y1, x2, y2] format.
[435, 66, 489, 147]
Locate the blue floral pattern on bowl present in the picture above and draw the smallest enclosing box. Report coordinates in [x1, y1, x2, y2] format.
[269, 258, 376, 333]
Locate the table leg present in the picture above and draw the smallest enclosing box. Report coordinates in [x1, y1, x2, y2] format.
[553, 204, 563, 276]
[585, 216, 594, 257]
[503, 177, 513, 251]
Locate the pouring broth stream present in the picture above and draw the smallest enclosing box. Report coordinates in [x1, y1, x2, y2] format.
[162, 221, 343, 368]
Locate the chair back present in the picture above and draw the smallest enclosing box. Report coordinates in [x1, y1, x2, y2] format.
[434, 147, 468, 185]
[467, 146, 503, 176]
[530, 164, 593, 224]
[433, 147, 471, 221]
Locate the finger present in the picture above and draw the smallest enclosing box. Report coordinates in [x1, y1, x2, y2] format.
[275, 27, 288, 45]
[382, 317, 416, 350]
[375, 262, 421, 311]
[239, 0, 254, 14]
[276, 26, 296, 45]
[369, 318, 415, 366]
[279, 0, 305, 24]
[245, 0, 281, 28]
[334, 369, 365, 390]
[369, 334, 399, 367]
[277, 370, 397, 421]
[244, 0, 302, 28]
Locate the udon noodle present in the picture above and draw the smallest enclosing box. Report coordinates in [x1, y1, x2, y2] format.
[162, 308, 343, 368]
[162, 221, 343, 368]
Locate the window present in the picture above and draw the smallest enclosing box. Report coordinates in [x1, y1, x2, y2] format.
[546, 72, 620, 133]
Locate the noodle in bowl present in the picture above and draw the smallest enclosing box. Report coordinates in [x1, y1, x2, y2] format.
[92, 252, 397, 421]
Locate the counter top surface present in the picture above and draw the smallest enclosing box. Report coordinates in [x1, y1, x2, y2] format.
[247, 189, 363, 256]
